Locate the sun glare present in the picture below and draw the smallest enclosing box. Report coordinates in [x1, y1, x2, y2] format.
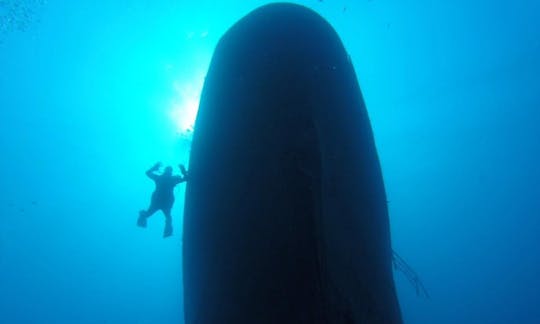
[169, 73, 206, 138]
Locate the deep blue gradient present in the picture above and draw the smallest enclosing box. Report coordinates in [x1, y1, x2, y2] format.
[1, 1, 539, 323]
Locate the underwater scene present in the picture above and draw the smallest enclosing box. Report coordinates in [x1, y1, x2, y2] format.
[1, 0, 539, 323]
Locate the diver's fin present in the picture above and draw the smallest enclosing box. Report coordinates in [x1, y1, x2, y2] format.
[163, 225, 173, 238]
[137, 210, 147, 228]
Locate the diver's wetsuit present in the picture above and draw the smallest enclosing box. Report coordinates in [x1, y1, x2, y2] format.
[146, 172, 183, 215]
[138, 165, 187, 237]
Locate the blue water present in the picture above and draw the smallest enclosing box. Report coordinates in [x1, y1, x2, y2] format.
[1, 1, 539, 323]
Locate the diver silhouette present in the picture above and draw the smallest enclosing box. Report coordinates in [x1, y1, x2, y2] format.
[137, 162, 189, 238]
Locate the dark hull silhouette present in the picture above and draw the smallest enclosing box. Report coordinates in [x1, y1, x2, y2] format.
[183, 3, 402, 323]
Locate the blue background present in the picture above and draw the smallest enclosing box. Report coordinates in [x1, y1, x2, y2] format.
[1, 0, 539, 323]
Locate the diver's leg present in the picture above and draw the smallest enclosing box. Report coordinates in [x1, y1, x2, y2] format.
[162, 209, 173, 238]
[137, 204, 158, 228]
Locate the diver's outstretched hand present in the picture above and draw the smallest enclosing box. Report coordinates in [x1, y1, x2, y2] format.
[179, 164, 188, 176]
[179, 164, 189, 181]
[152, 162, 162, 171]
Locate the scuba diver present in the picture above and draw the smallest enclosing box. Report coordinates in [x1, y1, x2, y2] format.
[137, 162, 189, 238]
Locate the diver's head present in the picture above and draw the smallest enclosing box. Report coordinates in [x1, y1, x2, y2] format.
[164, 166, 173, 176]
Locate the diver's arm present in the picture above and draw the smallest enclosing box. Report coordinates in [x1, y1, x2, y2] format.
[170, 164, 189, 185]
[173, 176, 186, 185]
[146, 162, 161, 180]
